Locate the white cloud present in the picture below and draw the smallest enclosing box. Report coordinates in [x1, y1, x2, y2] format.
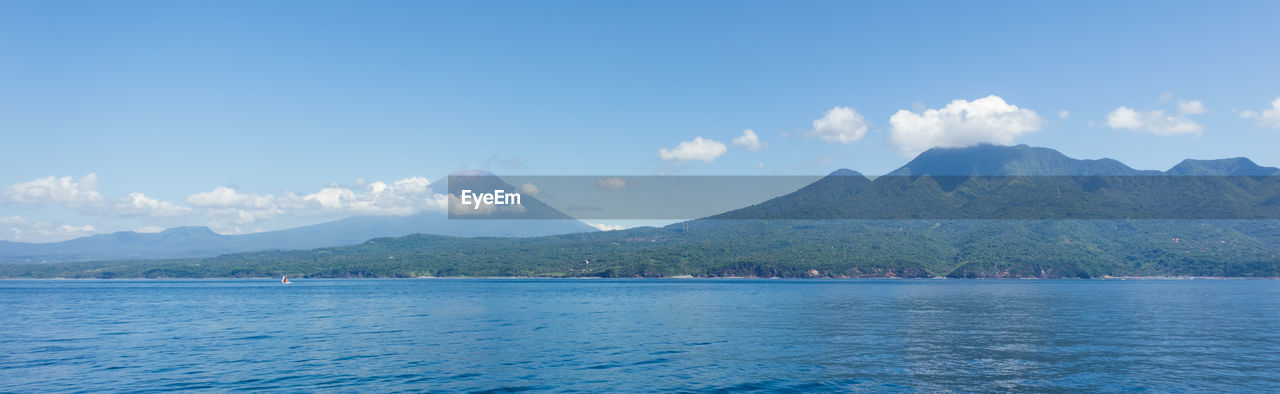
[2, 173, 105, 208]
[114, 193, 191, 218]
[586, 222, 626, 231]
[1, 216, 96, 243]
[187, 186, 276, 209]
[888, 95, 1042, 156]
[807, 106, 869, 144]
[1058, 110, 1070, 119]
[202, 206, 287, 228]
[1239, 97, 1280, 128]
[304, 187, 353, 210]
[657, 136, 727, 163]
[308, 177, 445, 216]
[518, 183, 540, 196]
[0, 174, 194, 239]
[188, 177, 449, 230]
[186, 186, 288, 228]
[731, 129, 766, 151]
[1104, 107, 1203, 136]
[4, 174, 193, 221]
[596, 177, 627, 190]
[3, 174, 456, 239]
[1177, 100, 1206, 115]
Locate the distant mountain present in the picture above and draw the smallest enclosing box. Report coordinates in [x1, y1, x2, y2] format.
[0, 226, 231, 263]
[890, 144, 1280, 177]
[1167, 157, 1280, 176]
[887, 144, 1159, 176]
[0, 213, 595, 264]
[0, 172, 597, 263]
[8, 144, 1280, 279]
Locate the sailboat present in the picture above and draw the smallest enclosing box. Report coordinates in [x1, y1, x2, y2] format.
[281, 275, 290, 284]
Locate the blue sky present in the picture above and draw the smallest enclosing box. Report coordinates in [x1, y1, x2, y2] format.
[2, 1, 1279, 241]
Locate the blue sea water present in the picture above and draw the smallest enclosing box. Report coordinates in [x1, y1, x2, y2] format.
[1, 279, 1278, 392]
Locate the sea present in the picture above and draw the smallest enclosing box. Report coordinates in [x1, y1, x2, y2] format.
[2, 278, 1278, 392]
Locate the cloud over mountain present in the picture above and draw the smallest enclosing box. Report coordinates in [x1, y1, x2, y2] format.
[187, 186, 277, 209]
[115, 193, 192, 218]
[187, 177, 448, 232]
[1, 216, 96, 243]
[0, 173, 452, 240]
[306, 177, 445, 216]
[888, 95, 1042, 156]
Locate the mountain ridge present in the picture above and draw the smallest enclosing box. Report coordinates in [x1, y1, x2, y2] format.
[1167, 157, 1280, 176]
[5, 144, 1280, 278]
[711, 144, 1280, 220]
[888, 144, 1160, 176]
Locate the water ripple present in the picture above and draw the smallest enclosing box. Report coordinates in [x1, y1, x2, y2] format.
[1, 279, 1278, 392]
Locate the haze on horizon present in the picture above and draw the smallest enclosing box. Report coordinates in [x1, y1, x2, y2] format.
[2, 1, 1279, 242]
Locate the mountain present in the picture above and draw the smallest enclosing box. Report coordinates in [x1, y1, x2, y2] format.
[4, 145, 1280, 279]
[0, 226, 231, 263]
[711, 145, 1280, 221]
[0, 214, 595, 264]
[0, 172, 597, 263]
[890, 145, 1279, 177]
[887, 144, 1159, 176]
[1167, 157, 1280, 176]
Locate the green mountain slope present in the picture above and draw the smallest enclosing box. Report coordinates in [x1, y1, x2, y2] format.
[5, 219, 1278, 279]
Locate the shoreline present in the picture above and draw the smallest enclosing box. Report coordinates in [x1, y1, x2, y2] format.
[3, 276, 1278, 281]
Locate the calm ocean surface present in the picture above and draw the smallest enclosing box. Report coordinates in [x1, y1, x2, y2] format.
[2, 279, 1278, 392]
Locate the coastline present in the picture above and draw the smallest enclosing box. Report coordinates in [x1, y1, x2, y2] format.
[4, 276, 1277, 280]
